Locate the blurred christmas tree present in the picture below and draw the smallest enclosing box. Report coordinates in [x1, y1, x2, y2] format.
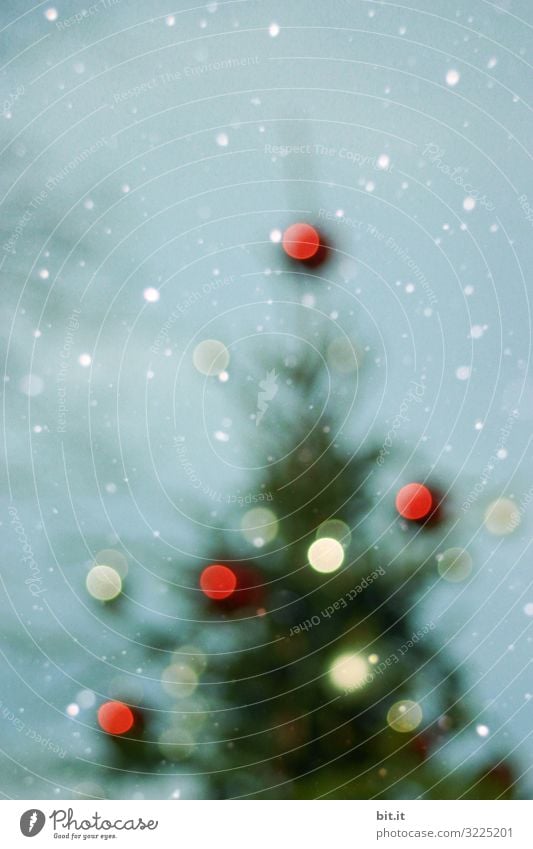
[96, 224, 517, 801]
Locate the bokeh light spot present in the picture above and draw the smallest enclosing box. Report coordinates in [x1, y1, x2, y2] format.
[316, 519, 351, 548]
[86, 565, 122, 601]
[241, 507, 278, 547]
[387, 700, 423, 733]
[437, 547, 472, 582]
[327, 337, 360, 373]
[193, 339, 230, 376]
[308, 537, 344, 573]
[161, 664, 198, 699]
[484, 498, 520, 535]
[97, 701, 134, 735]
[200, 564, 237, 600]
[282, 223, 320, 260]
[94, 549, 128, 578]
[395, 483, 433, 520]
[329, 652, 370, 691]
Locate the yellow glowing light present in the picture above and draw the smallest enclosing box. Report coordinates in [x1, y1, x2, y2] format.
[308, 537, 344, 573]
[329, 652, 370, 691]
[436, 548, 472, 582]
[387, 700, 423, 733]
[86, 565, 122, 601]
[94, 549, 128, 578]
[316, 519, 351, 549]
[484, 498, 520, 535]
[161, 664, 198, 699]
[241, 507, 278, 547]
[193, 339, 229, 376]
[368, 653, 379, 664]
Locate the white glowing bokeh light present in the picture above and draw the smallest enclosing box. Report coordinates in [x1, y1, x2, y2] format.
[38, 268, 50, 279]
[476, 724, 490, 737]
[44, 7, 58, 21]
[161, 664, 198, 699]
[377, 153, 390, 170]
[269, 23, 280, 37]
[143, 287, 160, 303]
[436, 548, 472, 583]
[446, 69, 460, 86]
[94, 549, 129, 579]
[308, 537, 344, 573]
[329, 652, 370, 691]
[86, 565, 122, 601]
[77, 689, 96, 708]
[193, 339, 230, 376]
[20, 374, 44, 397]
[484, 498, 520, 535]
[327, 337, 360, 373]
[455, 365, 471, 381]
[524, 603, 533, 617]
[463, 196, 476, 212]
[387, 700, 423, 733]
[215, 132, 229, 147]
[66, 703, 79, 717]
[214, 430, 229, 442]
[241, 507, 278, 546]
[78, 353, 92, 367]
[316, 519, 351, 549]
[269, 228, 282, 243]
[171, 645, 207, 674]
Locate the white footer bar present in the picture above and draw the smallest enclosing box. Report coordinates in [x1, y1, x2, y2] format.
[3, 800, 531, 847]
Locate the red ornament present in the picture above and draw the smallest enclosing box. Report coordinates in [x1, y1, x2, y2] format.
[200, 564, 237, 600]
[282, 223, 321, 260]
[395, 483, 433, 521]
[97, 701, 134, 735]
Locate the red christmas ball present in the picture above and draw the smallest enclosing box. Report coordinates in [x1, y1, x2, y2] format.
[200, 564, 237, 600]
[282, 223, 321, 260]
[97, 701, 134, 735]
[395, 483, 433, 521]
